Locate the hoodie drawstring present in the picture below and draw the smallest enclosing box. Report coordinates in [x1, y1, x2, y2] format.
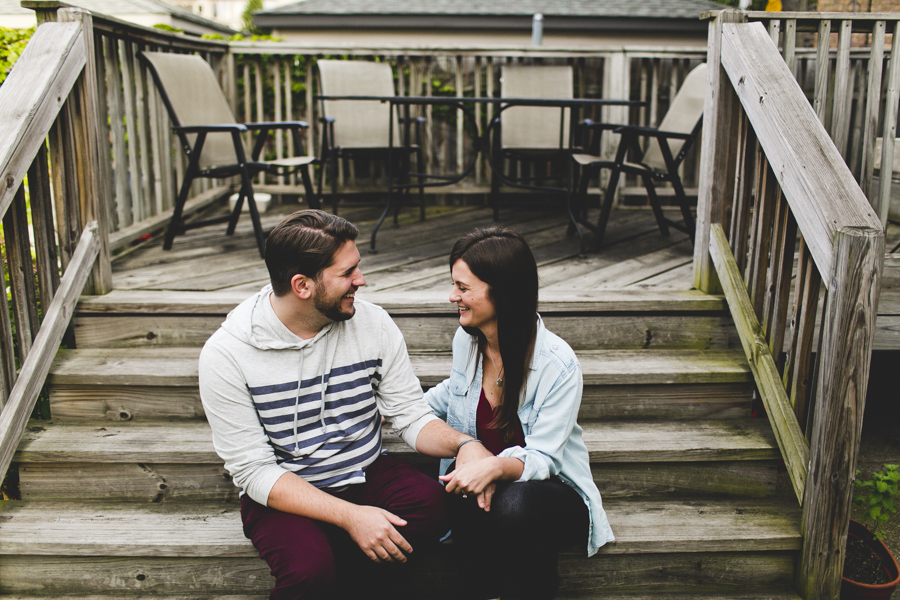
[293, 349, 304, 451]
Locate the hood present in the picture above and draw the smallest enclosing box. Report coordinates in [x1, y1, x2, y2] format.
[221, 284, 334, 350]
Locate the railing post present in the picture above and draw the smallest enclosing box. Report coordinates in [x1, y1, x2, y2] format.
[58, 7, 112, 295]
[797, 227, 883, 599]
[694, 9, 746, 295]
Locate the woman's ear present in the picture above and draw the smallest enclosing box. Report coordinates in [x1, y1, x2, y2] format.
[290, 273, 313, 300]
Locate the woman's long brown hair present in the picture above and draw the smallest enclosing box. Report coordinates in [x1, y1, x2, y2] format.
[450, 227, 538, 441]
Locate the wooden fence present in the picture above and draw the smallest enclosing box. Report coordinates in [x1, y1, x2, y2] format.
[0, 8, 110, 485]
[695, 10, 884, 599]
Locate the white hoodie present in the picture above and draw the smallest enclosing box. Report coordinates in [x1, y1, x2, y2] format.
[198, 285, 438, 505]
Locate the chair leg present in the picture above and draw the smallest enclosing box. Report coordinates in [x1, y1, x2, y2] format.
[300, 165, 319, 210]
[330, 150, 339, 215]
[241, 172, 266, 258]
[417, 145, 426, 222]
[593, 166, 621, 252]
[643, 173, 670, 238]
[672, 176, 696, 242]
[490, 166, 501, 222]
[164, 171, 195, 251]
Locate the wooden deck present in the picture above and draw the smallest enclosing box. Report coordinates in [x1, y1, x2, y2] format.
[111, 202, 900, 352]
[111, 202, 699, 299]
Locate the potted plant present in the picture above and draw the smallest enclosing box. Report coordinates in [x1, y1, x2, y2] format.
[842, 464, 900, 599]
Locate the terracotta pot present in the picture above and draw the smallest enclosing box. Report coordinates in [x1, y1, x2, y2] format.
[841, 519, 900, 600]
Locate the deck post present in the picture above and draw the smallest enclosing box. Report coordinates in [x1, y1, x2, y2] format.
[796, 228, 883, 599]
[58, 7, 112, 295]
[694, 9, 746, 295]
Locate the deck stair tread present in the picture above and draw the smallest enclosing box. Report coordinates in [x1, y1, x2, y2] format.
[0, 498, 801, 557]
[48, 348, 751, 388]
[14, 419, 779, 464]
[0, 596, 804, 600]
[75, 288, 728, 314]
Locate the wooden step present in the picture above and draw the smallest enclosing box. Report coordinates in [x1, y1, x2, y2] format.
[46, 348, 753, 422]
[0, 499, 801, 597]
[14, 419, 780, 502]
[73, 289, 737, 351]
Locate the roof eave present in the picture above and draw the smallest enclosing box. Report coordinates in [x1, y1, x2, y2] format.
[254, 14, 708, 34]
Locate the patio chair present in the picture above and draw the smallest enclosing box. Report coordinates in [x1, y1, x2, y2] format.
[572, 62, 707, 251]
[138, 51, 317, 258]
[488, 64, 574, 221]
[315, 60, 425, 222]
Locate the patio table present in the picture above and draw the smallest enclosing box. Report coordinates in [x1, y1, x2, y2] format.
[316, 95, 644, 253]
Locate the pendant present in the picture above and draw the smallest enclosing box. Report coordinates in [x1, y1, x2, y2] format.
[496, 377, 504, 387]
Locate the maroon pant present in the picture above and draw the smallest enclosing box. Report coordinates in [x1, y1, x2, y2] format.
[240, 455, 448, 600]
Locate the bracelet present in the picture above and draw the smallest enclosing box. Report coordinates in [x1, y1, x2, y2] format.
[456, 438, 483, 453]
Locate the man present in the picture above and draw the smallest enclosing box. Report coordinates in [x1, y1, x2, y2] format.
[199, 209, 490, 600]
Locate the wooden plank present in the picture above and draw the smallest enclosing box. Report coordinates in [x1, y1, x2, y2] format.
[120, 39, 144, 223]
[77, 288, 728, 314]
[0, 554, 800, 598]
[593, 461, 777, 499]
[0, 223, 100, 483]
[708, 223, 808, 503]
[92, 30, 117, 234]
[748, 163, 777, 318]
[3, 188, 38, 359]
[830, 19, 854, 159]
[786, 242, 821, 424]
[720, 21, 883, 288]
[48, 347, 751, 389]
[766, 200, 797, 359]
[46, 382, 753, 423]
[694, 9, 745, 295]
[813, 19, 832, 124]
[71, 312, 739, 352]
[28, 143, 60, 313]
[59, 8, 113, 296]
[0, 498, 800, 557]
[860, 22, 886, 210]
[0, 21, 84, 218]
[798, 226, 883, 600]
[878, 22, 900, 227]
[0, 255, 14, 406]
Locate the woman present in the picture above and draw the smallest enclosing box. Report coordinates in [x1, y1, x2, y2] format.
[424, 227, 614, 600]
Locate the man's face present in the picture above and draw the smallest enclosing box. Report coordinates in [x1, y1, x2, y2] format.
[311, 240, 366, 322]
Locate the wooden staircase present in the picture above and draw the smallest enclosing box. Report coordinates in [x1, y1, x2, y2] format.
[2, 289, 803, 599]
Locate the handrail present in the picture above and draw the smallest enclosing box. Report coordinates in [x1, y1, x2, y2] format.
[719, 21, 883, 288]
[696, 11, 885, 600]
[0, 9, 109, 481]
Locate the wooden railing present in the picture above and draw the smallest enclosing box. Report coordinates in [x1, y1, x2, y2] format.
[695, 10, 884, 600]
[0, 8, 110, 482]
[24, 1, 234, 253]
[744, 11, 900, 227]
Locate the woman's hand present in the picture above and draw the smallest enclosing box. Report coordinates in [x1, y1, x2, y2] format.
[441, 457, 503, 510]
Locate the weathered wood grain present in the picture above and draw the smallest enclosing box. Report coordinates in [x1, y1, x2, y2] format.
[720, 21, 884, 288]
[694, 9, 745, 294]
[0, 498, 800, 558]
[0, 21, 84, 218]
[709, 224, 808, 503]
[0, 224, 100, 483]
[48, 348, 751, 389]
[798, 227, 883, 600]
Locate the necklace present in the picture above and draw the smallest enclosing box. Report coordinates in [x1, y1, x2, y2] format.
[486, 345, 504, 387]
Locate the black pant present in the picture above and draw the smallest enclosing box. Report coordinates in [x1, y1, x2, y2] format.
[448, 477, 589, 600]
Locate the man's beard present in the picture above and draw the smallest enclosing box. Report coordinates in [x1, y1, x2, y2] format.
[313, 285, 355, 322]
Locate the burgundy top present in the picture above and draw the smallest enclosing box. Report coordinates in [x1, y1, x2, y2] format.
[476, 387, 526, 455]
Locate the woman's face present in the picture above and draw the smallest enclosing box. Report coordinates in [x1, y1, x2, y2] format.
[450, 259, 497, 335]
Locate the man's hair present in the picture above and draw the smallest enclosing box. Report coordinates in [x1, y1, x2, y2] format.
[265, 209, 359, 296]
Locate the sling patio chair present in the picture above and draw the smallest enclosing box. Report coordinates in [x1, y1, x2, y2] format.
[315, 60, 425, 226]
[488, 64, 575, 222]
[139, 51, 318, 258]
[572, 62, 707, 252]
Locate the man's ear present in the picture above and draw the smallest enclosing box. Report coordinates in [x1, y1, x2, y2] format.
[291, 273, 313, 300]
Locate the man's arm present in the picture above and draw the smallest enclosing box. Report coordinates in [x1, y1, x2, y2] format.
[267, 471, 413, 563]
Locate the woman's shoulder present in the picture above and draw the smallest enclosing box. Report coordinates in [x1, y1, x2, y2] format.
[535, 320, 579, 372]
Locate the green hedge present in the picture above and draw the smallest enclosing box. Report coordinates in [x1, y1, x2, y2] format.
[0, 27, 35, 86]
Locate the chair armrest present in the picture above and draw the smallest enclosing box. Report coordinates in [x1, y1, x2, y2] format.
[173, 124, 248, 133]
[581, 119, 624, 131]
[613, 124, 694, 141]
[318, 117, 335, 124]
[244, 121, 310, 130]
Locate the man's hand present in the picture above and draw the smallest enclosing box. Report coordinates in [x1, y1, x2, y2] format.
[342, 505, 413, 563]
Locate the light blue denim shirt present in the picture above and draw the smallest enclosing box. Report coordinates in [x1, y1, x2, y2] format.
[424, 315, 615, 556]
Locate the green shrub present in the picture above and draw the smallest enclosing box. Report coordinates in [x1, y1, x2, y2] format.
[0, 27, 35, 86]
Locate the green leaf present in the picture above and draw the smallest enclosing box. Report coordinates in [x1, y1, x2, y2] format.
[878, 481, 889, 493]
